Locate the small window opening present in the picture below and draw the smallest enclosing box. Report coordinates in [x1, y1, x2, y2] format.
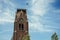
[19, 24, 24, 30]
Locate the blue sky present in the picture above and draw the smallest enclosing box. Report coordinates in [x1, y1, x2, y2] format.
[0, 0, 60, 40]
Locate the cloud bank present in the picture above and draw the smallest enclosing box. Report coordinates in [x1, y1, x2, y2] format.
[28, 0, 55, 32]
[0, 0, 60, 33]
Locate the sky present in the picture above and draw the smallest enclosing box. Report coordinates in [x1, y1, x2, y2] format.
[0, 0, 60, 40]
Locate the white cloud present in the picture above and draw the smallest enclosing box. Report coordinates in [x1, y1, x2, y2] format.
[28, 14, 53, 32]
[0, 8, 15, 24]
[0, 18, 14, 23]
[31, 9, 46, 16]
[29, 22, 53, 32]
[29, 0, 55, 16]
[0, 0, 16, 24]
[28, 0, 55, 32]
[2, 0, 15, 7]
[29, 15, 40, 22]
[3, 8, 15, 19]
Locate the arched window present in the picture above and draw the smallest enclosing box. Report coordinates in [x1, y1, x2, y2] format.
[19, 24, 21, 30]
[22, 24, 24, 30]
[19, 24, 24, 30]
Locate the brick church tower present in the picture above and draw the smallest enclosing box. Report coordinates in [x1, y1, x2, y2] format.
[12, 9, 29, 40]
